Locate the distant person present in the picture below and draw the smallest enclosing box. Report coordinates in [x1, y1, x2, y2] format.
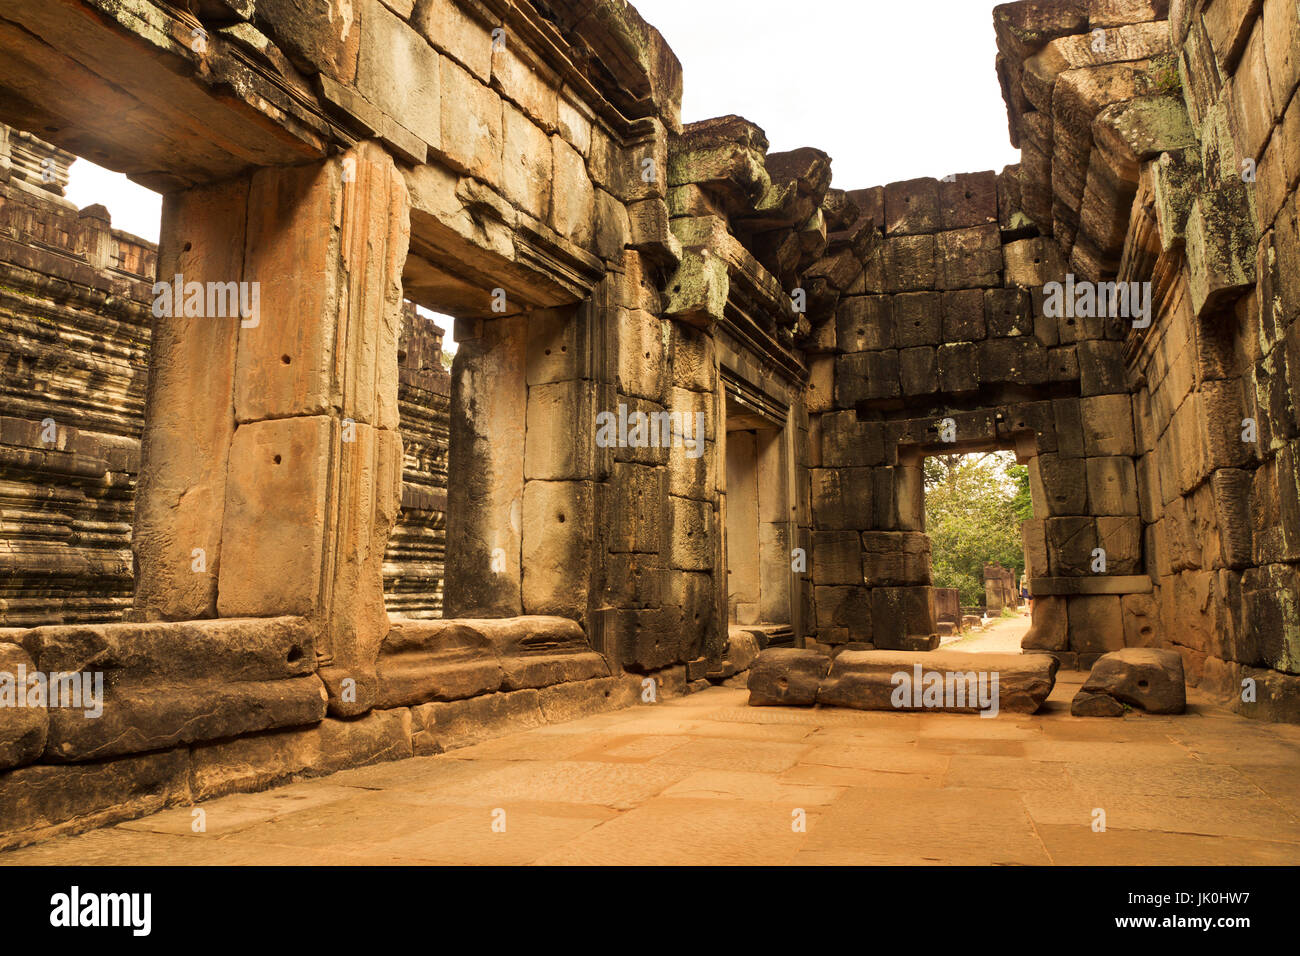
[1021, 583, 1031, 612]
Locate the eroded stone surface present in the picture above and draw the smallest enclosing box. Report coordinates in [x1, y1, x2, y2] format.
[1075, 647, 1187, 714]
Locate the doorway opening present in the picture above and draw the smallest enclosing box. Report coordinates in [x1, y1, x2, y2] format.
[922, 448, 1032, 653]
[723, 388, 791, 632]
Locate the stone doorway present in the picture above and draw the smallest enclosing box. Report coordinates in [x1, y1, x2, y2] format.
[723, 388, 791, 629]
[921, 448, 1030, 635]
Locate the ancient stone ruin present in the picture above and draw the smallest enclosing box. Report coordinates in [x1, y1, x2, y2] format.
[0, 0, 1297, 849]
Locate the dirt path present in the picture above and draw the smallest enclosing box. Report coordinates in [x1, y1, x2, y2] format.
[940, 608, 1032, 654]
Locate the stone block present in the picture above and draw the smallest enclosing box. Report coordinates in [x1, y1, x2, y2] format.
[884, 177, 940, 235]
[490, 34, 559, 132]
[1034, 453, 1090, 515]
[311, 708, 413, 773]
[522, 480, 593, 617]
[669, 495, 714, 571]
[1023, 518, 1050, 577]
[813, 587, 873, 642]
[884, 235, 937, 292]
[746, 648, 830, 706]
[837, 296, 894, 351]
[0, 749, 190, 851]
[413, 0, 494, 81]
[1262, 0, 1300, 114]
[436, 56, 502, 182]
[938, 225, 1003, 289]
[985, 287, 1034, 337]
[1022, 595, 1069, 650]
[217, 416, 331, 617]
[899, 346, 939, 395]
[811, 467, 873, 531]
[1047, 516, 1100, 575]
[1067, 594, 1125, 656]
[942, 289, 987, 341]
[376, 619, 502, 708]
[21, 617, 326, 763]
[501, 102, 552, 220]
[1077, 647, 1187, 713]
[870, 586, 936, 649]
[188, 724, 319, 801]
[537, 676, 640, 723]
[938, 342, 979, 392]
[813, 530, 863, 585]
[526, 307, 588, 386]
[861, 531, 931, 586]
[359, 0, 441, 149]
[550, 135, 595, 246]
[410, 689, 543, 754]
[820, 411, 887, 467]
[817, 650, 1058, 714]
[894, 292, 943, 347]
[1086, 456, 1140, 514]
[1080, 393, 1137, 455]
[525, 381, 597, 480]
[939, 171, 999, 230]
[835, 350, 900, 405]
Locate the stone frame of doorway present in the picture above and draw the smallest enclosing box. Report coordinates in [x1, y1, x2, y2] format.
[719, 367, 799, 636]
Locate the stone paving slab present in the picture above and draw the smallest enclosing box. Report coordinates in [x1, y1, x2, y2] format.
[2, 681, 1298, 866]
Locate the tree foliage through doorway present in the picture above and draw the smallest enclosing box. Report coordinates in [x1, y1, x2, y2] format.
[924, 451, 1031, 606]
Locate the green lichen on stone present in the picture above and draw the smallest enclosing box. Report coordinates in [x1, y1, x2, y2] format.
[1146, 54, 1183, 96]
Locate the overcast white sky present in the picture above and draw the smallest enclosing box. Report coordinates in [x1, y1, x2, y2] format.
[64, 0, 1020, 351]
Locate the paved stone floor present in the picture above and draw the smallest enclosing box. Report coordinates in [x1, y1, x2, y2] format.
[4, 673, 1299, 865]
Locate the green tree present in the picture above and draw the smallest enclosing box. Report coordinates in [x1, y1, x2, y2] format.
[924, 451, 1030, 606]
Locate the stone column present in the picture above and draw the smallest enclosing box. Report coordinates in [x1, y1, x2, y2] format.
[443, 313, 528, 618]
[132, 141, 410, 715]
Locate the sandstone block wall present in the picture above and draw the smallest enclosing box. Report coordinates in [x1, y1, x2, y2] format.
[996, 0, 1300, 717]
[0, 0, 1298, 850]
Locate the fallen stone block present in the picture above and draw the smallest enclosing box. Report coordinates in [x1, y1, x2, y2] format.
[710, 628, 762, 679]
[817, 651, 1058, 714]
[746, 648, 831, 706]
[1070, 690, 1127, 717]
[1073, 647, 1186, 715]
[0, 641, 48, 770]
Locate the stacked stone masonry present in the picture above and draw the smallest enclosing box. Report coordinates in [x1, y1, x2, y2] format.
[0, 0, 1296, 849]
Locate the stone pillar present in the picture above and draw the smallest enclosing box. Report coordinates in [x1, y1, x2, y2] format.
[132, 141, 410, 715]
[132, 177, 245, 621]
[443, 314, 527, 618]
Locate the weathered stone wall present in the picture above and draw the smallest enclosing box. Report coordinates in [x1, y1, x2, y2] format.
[0, 131, 154, 627]
[995, 0, 1300, 718]
[804, 160, 1152, 662]
[1139, 0, 1300, 717]
[0, 0, 1298, 850]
